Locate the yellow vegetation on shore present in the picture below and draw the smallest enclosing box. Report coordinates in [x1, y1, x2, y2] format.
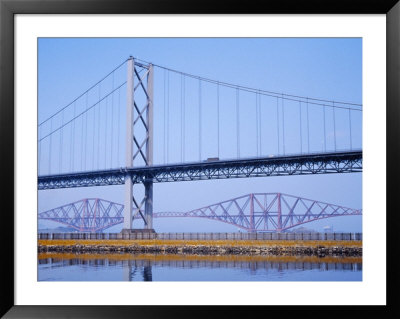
[38, 252, 362, 264]
[38, 239, 362, 248]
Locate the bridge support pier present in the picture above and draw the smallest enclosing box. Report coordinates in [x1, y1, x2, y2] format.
[123, 175, 134, 229]
[144, 181, 153, 229]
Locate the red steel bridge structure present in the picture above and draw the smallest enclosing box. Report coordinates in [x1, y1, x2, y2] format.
[38, 193, 362, 233]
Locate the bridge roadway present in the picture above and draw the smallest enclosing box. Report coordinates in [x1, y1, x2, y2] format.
[38, 150, 362, 190]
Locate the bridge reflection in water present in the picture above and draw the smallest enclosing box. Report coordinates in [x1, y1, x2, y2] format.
[38, 254, 362, 282]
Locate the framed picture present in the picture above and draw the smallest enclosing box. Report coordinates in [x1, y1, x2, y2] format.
[1, 0, 398, 317]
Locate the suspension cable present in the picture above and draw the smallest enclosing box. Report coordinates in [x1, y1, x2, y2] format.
[134, 58, 362, 110]
[38, 82, 126, 142]
[39, 59, 127, 126]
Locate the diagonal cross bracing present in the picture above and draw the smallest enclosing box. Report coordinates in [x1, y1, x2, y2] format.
[38, 151, 362, 190]
[123, 58, 154, 230]
[39, 198, 124, 232]
[39, 193, 361, 232]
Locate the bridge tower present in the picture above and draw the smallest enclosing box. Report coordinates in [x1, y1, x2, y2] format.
[123, 57, 154, 232]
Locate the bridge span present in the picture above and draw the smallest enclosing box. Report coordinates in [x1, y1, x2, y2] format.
[38, 150, 361, 190]
[38, 192, 362, 233]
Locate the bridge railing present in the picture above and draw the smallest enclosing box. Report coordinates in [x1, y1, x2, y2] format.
[38, 232, 362, 241]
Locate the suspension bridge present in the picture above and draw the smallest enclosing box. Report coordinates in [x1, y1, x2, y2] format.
[38, 57, 362, 232]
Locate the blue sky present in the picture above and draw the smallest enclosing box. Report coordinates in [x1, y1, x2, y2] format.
[38, 38, 362, 232]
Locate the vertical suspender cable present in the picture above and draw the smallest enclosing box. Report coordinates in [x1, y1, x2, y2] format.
[217, 81, 220, 159]
[167, 71, 170, 163]
[299, 101, 302, 154]
[105, 96, 108, 169]
[110, 71, 115, 168]
[84, 92, 88, 170]
[117, 87, 121, 166]
[183, 75, 186, 162]
[60, 110, 64, 173]
[180, 74, 183, 162]
[97, 84, 101, 170]
[282, 94, 285, 155]
[276, 97, 280, 155]
[323, 104, 326, 152]
[259, 90, 262, 156]
[256, 92, 259, 157]
[199, 79, 202, 161]
[72, 101, 76, 172]
[349, 108, 352, 150]
[333, 101, 336, 152]
[306, 98, 310, 153]
[38, 126, 41, 175]
[81, 99, 84, 171]
[49, 118, 53, 174]
[163, 69, 166, 164]
[97, 99, 101, 170]
[92, 93, 96, 171]
[236, 88, 240, 158]
[69, 112, 72, 172]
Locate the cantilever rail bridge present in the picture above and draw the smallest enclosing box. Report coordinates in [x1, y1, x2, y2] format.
[38, 193, 362, 232]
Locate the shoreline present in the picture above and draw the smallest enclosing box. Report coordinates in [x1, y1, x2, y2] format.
[38, 239, 362, 257]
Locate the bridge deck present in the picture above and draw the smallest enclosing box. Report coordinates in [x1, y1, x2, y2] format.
[38, 150, 362, 190]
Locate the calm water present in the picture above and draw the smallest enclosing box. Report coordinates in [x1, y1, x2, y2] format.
[38, 253, 362, 281]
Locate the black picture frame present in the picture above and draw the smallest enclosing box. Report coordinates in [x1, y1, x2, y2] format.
[1, 0, 399, 317]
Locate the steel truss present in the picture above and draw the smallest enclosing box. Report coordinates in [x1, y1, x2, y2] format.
[154, 193, 362, 232]
[38, 150, 362, 190]
[39, 193, 361, 232]
[39, 198, 124, 232]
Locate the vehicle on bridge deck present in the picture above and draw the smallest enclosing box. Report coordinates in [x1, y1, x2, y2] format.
[205, 157, 220, 162]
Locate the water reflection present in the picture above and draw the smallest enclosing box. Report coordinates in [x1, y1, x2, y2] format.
[38, 253, 362, 282]
[124, 263, 153, 281]
[143, 266, 153, 281]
